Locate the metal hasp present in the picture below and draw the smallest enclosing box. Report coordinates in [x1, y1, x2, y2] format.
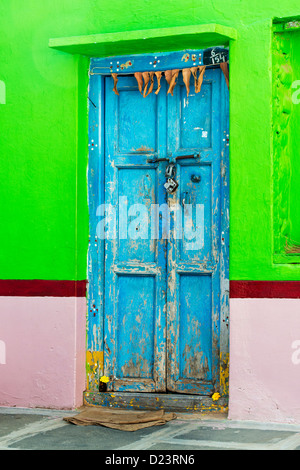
[165, 163, 177, 179]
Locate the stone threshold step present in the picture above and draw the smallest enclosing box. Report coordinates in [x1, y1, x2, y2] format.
[84, 391, 228, 413]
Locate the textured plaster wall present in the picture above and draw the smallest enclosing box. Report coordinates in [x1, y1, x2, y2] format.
[0, 297, 86, 409]
[229, 299, 300, 424]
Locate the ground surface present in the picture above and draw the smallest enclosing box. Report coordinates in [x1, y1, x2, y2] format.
[0, 407, 300, 451]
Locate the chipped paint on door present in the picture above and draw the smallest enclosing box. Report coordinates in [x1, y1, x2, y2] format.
[167, 70, 224, 395]
[88, 51, 229, 397]
[104, 75, 168, 392]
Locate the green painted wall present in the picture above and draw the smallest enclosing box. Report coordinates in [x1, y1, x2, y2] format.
[1, 0, 300, 281]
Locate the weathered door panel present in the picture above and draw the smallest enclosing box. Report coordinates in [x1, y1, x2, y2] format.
[104, 76, 168, 392]
[102, 67, 228, 396]
[166, 70, 222, 394]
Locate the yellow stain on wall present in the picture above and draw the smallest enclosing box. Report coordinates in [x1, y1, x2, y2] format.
[220, 352, 229, 395]
[86, 350, 104, 391]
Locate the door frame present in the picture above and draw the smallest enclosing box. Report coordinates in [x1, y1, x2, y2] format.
[85, 49, 230, 410]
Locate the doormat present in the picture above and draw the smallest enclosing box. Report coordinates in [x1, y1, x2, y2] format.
[64, 407, 177, 431]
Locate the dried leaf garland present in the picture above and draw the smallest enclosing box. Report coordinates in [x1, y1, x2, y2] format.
[117, 64, 224, 98]
[220, 62, 229, 89]
[164, 70, 173, 87]
[191, 67, 198, 91]
[135, 71, 162, 96]
[155, 71, 163, 95]
[112, 73, 119, 96]
[182, 68, 192, 97]
[144, 72, 155, 97]
[195, 66, 206, 94]
[167, 69, 180, 96]
[190, 66, 206, 94]
[134, 72, 143, 94]
[136, 68, 190, 97]
[142, 72, 150, 97]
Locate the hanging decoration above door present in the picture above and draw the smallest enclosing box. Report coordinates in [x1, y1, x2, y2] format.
[89, 48, 229, 97]
[111, 63, 229, 97]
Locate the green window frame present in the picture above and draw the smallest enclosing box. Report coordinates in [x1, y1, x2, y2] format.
[273, 17, 300, 264]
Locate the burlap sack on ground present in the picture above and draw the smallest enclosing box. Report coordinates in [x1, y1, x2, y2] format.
[64, 407, 177, 431]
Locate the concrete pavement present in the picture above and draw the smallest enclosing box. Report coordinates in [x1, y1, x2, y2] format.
[0, 407, 300, 451]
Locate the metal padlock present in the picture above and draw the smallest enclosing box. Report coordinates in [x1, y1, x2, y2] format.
[164, 178, 179, 194]
[165, 163, 176, 179]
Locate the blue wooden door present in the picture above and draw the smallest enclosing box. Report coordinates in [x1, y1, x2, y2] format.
[166, 70, 223, 395]
[104, 75, 168, 392]
[103, 68, 227, 395]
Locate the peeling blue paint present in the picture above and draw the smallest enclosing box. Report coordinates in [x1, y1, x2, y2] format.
[87, 51, 229, 396]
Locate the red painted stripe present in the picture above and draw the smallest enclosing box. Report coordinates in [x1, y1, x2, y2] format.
[0, 280, 87, 297]
[230, 281, 300, 299]
[0, 280, 299, 299]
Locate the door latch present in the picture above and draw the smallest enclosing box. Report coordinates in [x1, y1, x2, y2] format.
[175, 153, 200, 161]
[147, 157, 170, 164]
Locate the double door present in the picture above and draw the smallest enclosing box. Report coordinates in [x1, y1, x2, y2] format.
[102, 68, 227, 395]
